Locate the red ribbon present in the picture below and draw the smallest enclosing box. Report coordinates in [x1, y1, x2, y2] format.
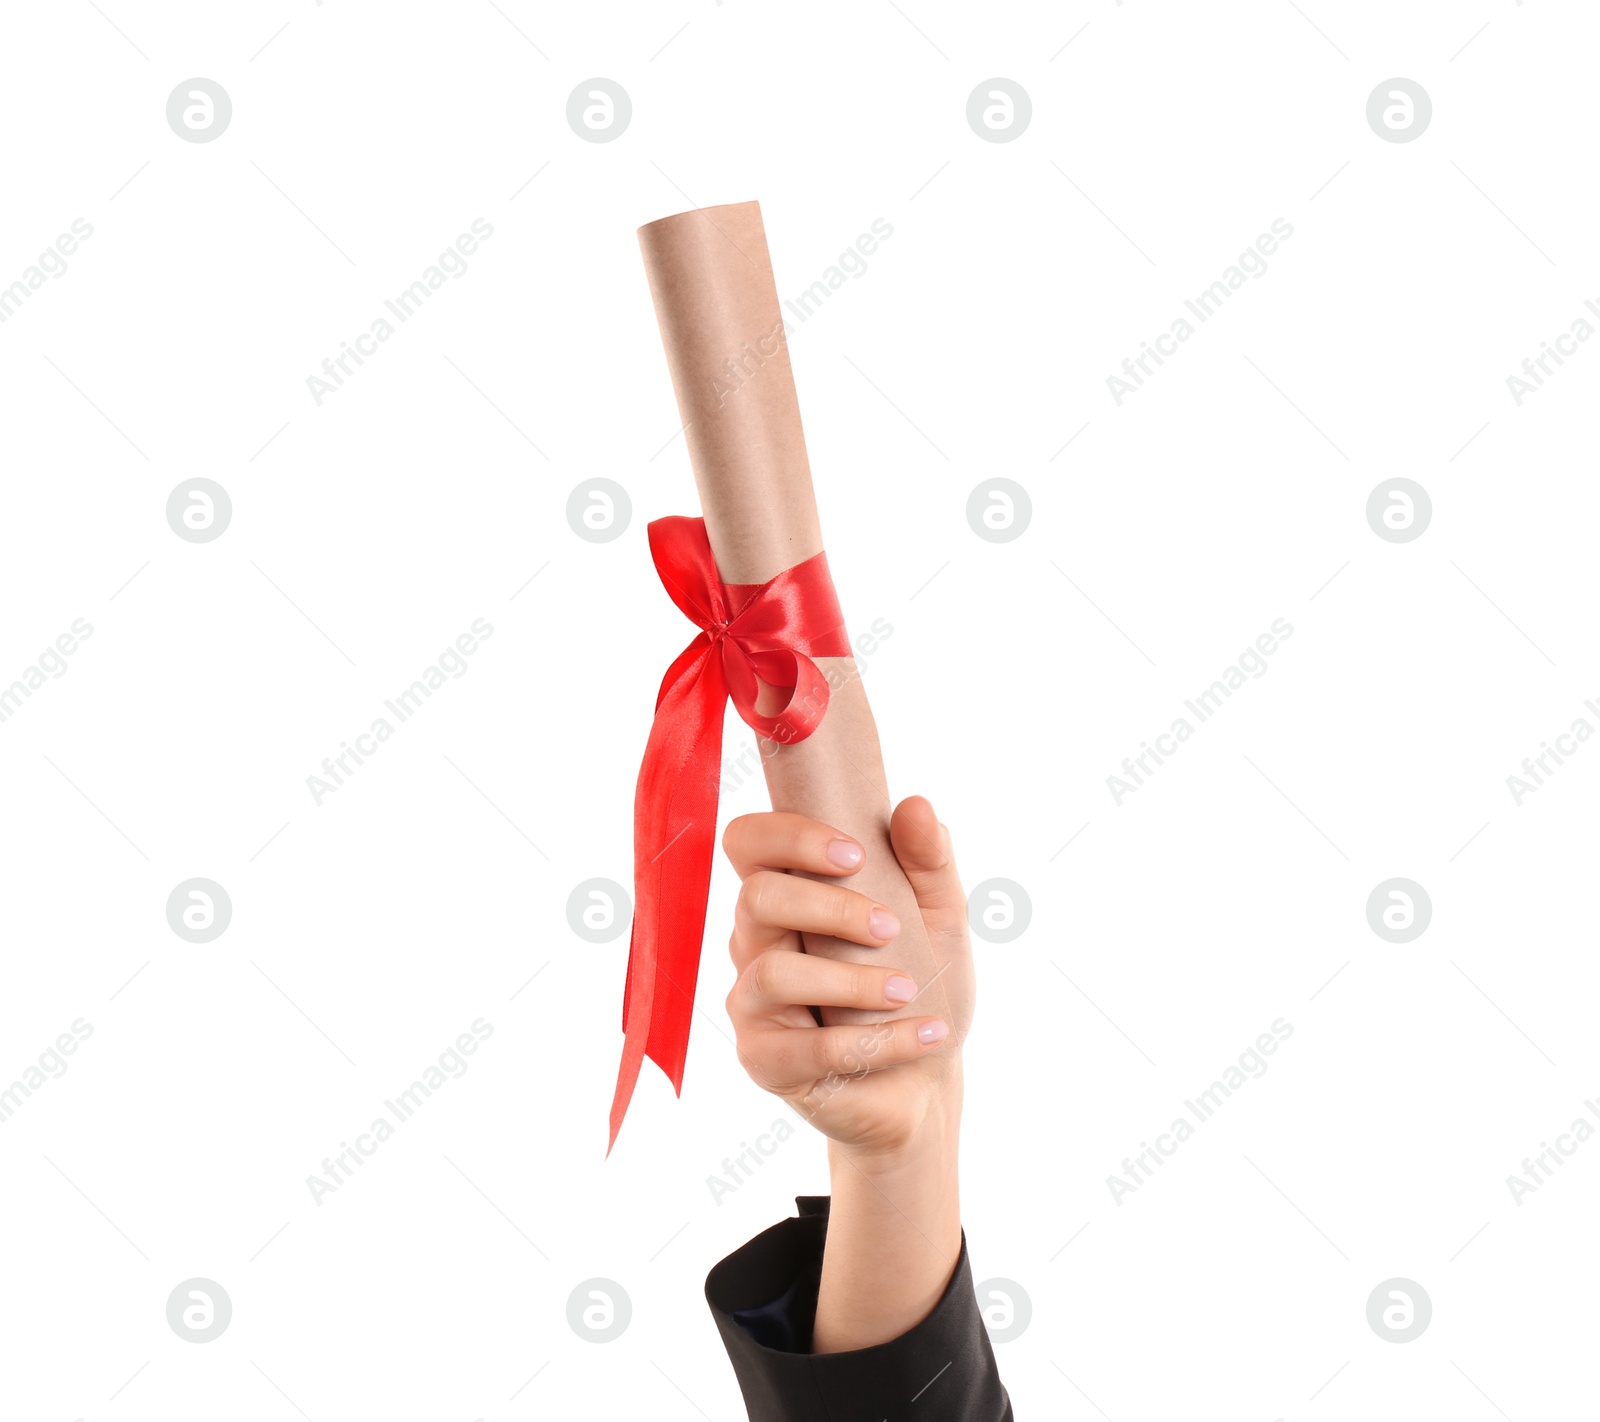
[608, 515, 849, 1152]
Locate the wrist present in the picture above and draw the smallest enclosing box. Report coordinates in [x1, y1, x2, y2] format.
[828, 1072, 964, 1183]
[815, 1078, 964, 1352]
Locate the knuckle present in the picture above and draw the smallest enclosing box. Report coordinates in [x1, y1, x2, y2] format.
[732, 888, 758, 934]
[810, 1035, 845, 1079]
[731, 888, 753, 932]
[722, 815, 756, 863]
[828, 890, 861, 938]
[739, 1042, 784, 1096]
[734, 1041, 765, 1085]
[818, 1028, 872, 1079]
[744, 952, 771, 1001]
[746, 950, 785, 1003]
[742, 871, 781, 924]
[856, 1020, 898, 1068]
[859, 964, 890, 1003]
[788, 819, 821, 863]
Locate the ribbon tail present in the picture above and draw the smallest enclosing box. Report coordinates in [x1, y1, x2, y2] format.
[608, 647, 728, 1154]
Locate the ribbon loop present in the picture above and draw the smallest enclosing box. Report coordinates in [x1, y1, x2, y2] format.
[608, 516, 849, 1152]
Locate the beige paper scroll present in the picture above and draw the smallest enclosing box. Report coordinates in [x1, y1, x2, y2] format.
[638, 201, 950, 1035]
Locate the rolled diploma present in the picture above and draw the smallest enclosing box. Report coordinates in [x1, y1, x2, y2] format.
[637, 201, 951, 1043]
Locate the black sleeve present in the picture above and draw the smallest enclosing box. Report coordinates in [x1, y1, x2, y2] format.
[704, 1196, 1013, 1421]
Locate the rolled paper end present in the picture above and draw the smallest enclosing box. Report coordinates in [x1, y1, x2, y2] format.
[636, 203, 824, 586]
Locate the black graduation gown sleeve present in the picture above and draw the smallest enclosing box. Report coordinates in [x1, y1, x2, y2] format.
[704, 1196, 1013, 1421]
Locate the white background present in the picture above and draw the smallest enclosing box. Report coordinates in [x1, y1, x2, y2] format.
[2, 1, 1598, 1418]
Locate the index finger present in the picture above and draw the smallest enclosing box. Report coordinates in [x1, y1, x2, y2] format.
[722, 811, 865, 880]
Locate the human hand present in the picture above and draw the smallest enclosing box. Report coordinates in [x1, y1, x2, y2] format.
[721, 795, 973, 1165]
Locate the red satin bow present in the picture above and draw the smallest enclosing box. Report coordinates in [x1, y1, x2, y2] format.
[608, 515, 849, 1152]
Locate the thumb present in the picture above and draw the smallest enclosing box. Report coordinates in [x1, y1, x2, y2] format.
[888, 796, 966, 944]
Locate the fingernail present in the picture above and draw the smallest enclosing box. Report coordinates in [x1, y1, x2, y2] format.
[917, 1019, 949, 1046]
[826, 838, 863, 869]
[868, 908, 899, 940]
[884, 974, 916, 1003]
